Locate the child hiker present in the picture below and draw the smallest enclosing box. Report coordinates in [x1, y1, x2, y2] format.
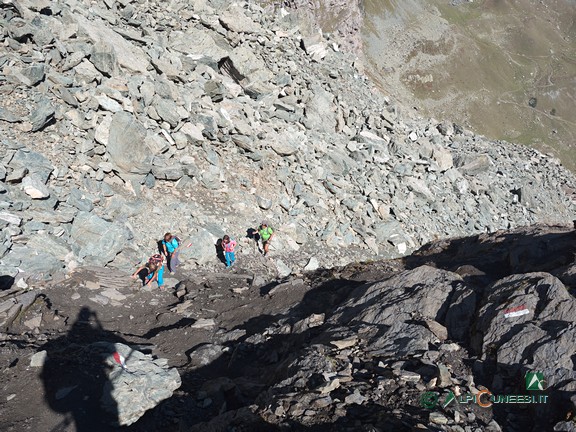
[222, 235, 237, 268]
[258, 221, 274, 256]
[162, 232, 180, 274]
[132, 254, 165, 290]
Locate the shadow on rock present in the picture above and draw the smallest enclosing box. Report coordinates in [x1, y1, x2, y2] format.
[40, 306, 126, 431]
[0, 274, 15, 290]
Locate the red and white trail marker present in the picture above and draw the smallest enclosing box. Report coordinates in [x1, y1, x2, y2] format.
[504, 305, 529, 319]
[112, 351, 128, 370]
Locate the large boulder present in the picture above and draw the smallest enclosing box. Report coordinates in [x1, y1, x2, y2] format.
[99, 342, 181, 426]
[303, 84, 336, 133]
[477, 272, 574, 354]
[73, 14, 149, 74]
[220, 46, 273, 99]
[178, 227, 218, 265]
[476, 272, 576, 388]
[331, 266, 463, 327]
[219, 6, 261, 34]
[106, 111, 152, 174]
[169, 28, 229, 67]
[70, 212, 132, 265]
[9, 149, 53, 183]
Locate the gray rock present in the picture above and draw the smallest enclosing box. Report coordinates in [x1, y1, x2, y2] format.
[90, 42, 119, 76]
[219, 6, 261, 34]
[169, 28, 229, 65]
[301, 33, 327, 62]
[429, 412, 449, 425]
[204, 80, 226, 103]
[369, 321, 435, 357]
[25, 233, 72, 261]
[332, 266, 462, 326]
[231, 135, 254, 152]
[220, 46, 273, 98]
[179, 228, 217, 265]
[151, 165, 184, 181]
[29, 99, 55, 132]
[16, 64, 45, 86]
[477, 273, 573, 356]
[554, 421, 576, 432]
[73, 59, 103, 84]
[92, 342, 180, 426]
[405, 177, 436, 202]
[454, 153, 492, 175]
[107, 111, 151, 174]
[303, 257, 319, 271]
[9, 149, 53, 183]
[96, 94, 123, 113]
[22, 174, 50, 199]
[67, 188, 95, 212]
[153, 97, 181, 128]
[30, 350, 48, 368]
[179, 123, 205, 144]
[303, 84, 336, 133]
[5, 246, 64, 279]
[437, 363, 452, 387]
[344, 389, 366, 405]
[432, 147, 453, 171]
[70, 212, 132, 265]
[0, 107, 20, 123]
[257, 195, 272, 210]
[270, 128, 304, 156]
[276, 259, 292, 278]
[74, 14, 149, 74]
[0, 212, 22, 225]
[6, 167, 29, 183]
[188, 343, 225, 368]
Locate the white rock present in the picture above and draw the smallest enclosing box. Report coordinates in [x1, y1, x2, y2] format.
[30, 350, 48, 367]
[0, 212, 22, 226]
[100, 288, 126, 301]
[95, 115, 113, 145]
[96, 95, 123, 113]
[22, 175, 50, 199]
[303, 256, 319, 271]
[276, 259, 292, 278]
[190, 318, 216, 329]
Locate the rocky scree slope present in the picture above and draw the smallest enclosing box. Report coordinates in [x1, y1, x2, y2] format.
[0, 0, 575, 289]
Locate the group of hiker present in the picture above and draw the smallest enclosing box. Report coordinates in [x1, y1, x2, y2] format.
[131, 222, 274, 290]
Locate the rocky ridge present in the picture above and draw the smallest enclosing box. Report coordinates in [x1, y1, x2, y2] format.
[0, 0, 575, 290]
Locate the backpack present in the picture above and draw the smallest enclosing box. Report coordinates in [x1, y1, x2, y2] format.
[148, 254, 164, 265]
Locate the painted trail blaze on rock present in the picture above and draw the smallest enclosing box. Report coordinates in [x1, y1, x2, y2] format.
[504, 305, 529, 318]
[112, 351, 127, 370]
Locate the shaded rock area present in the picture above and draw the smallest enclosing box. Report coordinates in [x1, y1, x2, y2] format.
[0, 0, 574, 292]
[1, 224, 576, 431]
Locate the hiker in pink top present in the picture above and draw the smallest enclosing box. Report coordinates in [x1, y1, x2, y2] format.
[222, 235, 237, 268]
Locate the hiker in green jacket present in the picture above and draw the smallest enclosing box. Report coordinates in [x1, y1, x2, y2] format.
[258, 221, 274, 256]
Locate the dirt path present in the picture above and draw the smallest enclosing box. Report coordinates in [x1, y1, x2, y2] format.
[0, 259, 337, 432]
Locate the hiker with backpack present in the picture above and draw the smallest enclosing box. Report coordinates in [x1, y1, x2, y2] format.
[258, 221, 274, 256]
[222, 234, 237, 268]
[131, 254, 165, 290]
[162, 232, 180, 274]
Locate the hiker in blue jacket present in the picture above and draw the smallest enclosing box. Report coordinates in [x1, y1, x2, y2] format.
[162, 232, 180, 274]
